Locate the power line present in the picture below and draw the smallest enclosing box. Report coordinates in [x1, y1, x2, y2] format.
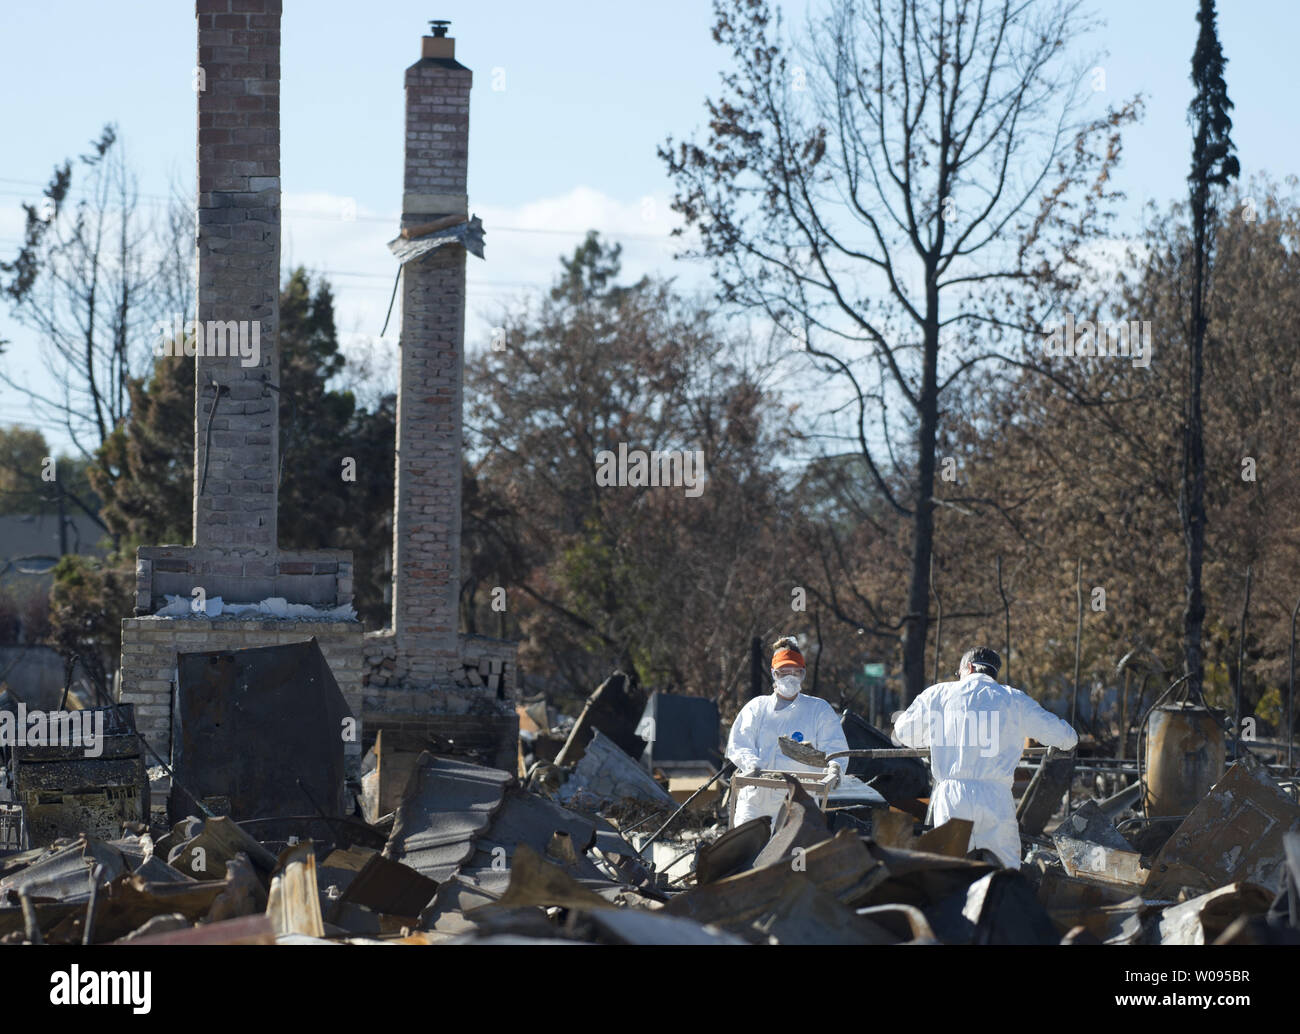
[0, 182, 682, 243]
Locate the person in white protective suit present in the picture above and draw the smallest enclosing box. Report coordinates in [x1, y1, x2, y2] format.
[725, 636, 851, 832]
[892, 646, 1078, 869]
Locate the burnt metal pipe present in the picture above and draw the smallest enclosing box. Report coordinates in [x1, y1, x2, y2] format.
[82, 863, 105, 945]
[1235, 566, 1251, 758]
[637, 759, 736, 860]
[1067, 559, 1083, 818]
[1290, 593, 1300, 773]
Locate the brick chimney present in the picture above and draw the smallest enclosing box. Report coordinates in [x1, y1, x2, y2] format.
[194, 0, 281, 552]
[391, 22, 471, 685]
[118, 1, 363, 772]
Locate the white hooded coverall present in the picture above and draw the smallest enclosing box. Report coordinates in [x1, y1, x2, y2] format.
[893, 672, 1078, 869]
[726, 692, 851, 830]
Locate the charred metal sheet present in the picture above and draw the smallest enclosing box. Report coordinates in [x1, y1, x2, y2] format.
[753, 874, 897, 945]
[1270, 831, 1299, 929]
[751, 774, 832, 870]
[1053, 799, 1134, 850]
[167, 815, 278, 880]
[857, 842, 995, 910]
[585, 906, 748, 945]
[0, 900, 82, 942]
[839, 710, 930, 803]
[234, 814, 387, 853]
[665, 830, 885, 929]
[124, 912, 276, 945]
[115, 913, 191, 943]
[266, 840, 324, 938]
[1052, 799, 1146, 885]
[1016, 747, 1074, 837]
[372, 730, 425, 818]
[132, 854, 194, 884]
[170, 638, 352, 823]
[1147, 758, 1300, 897]
[484, 842, 614, 913]
[694, 817, 770, 885]
[1118, 814, 1183, 857]
[331, 848, 438, 918]
[383, 752, 512, 882]
[1155, 882, 1274, 945]
[0, 841, 50, 881]
[926, 869, 1060, 945]
[914, 818, 973, 858]
[636, 691, 721, 771]
[1035, 865, 1149, 942]
[106, 835, 150, 870]
[964, 870, 1060, 945]
[558, 728, 675, 812]
[554, 672, 647, 766]
[871, 809, 914, 848]
[317, 844, 375, 897]
[470, 787, 597, 865]
[1054, 837, 1147, 887]
[593, 827, 638, 859]
[0, 835, 126, 904]
[51, 870, 233, 943]
[420, 876, 502, 934]
[1213, 914, 1300, 944]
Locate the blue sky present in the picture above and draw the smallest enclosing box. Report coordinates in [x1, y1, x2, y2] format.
[1, 0, 1296, 453]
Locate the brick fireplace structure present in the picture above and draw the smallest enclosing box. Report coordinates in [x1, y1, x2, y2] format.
[361, 24, 519, 771]
[118, 0, 362, 773]
[118, 11, 518, 781]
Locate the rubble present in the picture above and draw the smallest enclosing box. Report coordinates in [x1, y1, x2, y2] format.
[557, 729, 676, 813]
[2, 636, 1297, 948]
[3, 714, 1300, 946]
[553, 672, 647, 766]
[9, 704, 148, 845]
[1146, 756, 1300, 897]
[170, 638, 351, 824]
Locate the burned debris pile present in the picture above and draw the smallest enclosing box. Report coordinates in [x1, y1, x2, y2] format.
[3, 653, 1298, 945]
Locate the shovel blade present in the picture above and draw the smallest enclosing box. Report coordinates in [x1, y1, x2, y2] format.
[778, 735, 827, 766]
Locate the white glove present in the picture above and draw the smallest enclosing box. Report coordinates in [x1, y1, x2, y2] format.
[820, 763, 841, 789]
[739, 760, 761, 777]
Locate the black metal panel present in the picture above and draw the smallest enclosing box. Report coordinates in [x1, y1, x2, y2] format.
[639, 692, 721, 768]
[169, 638, 350, 824]
[839, 710, 931, 802]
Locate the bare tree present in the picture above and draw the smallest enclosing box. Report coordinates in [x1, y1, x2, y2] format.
[1, 127, 193, 535]
[1, 127, 191, 457]
[662, 0, 1139, 699]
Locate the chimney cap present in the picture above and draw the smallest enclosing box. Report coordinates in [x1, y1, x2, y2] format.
[429, 20, 451, 37]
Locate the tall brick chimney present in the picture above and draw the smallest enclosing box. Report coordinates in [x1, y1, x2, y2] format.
[391, 22, 471, 685]
[194, 0, 281, 551]
[117, 1, 363, 774]
[361, 22, 518, 771]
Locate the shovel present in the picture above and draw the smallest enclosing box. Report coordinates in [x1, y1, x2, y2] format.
[635, 759, 736, 860]
[778, 736, 1049, 766]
